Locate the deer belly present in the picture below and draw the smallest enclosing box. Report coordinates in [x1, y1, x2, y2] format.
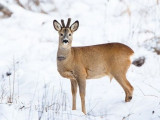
[86, 69, 107, 79]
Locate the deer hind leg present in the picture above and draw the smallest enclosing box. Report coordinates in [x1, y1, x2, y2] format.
[113, 73, 134, 102]
[70, 79, 77, 110]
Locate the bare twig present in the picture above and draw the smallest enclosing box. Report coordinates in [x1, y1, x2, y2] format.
[34, 0, 40, 6]
[143, 82, 160, 93]
[15, 0, 25, 8]
[0, 3, 12, 17]
[136, 85, 159, 98]
[122, 113, 134, 120]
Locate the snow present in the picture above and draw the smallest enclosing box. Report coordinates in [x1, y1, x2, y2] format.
[0, 0, 160, 120]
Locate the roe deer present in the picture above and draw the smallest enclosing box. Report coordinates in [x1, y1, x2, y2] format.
[53, 18, 134, 114]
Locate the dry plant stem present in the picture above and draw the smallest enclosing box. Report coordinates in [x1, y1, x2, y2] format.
[28, 81, 38, 120]
[12, 57, 15, 103]
[0, 84, 7, 103]
[9, 76, 12, 103]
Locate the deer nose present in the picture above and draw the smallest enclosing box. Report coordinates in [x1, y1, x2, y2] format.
[63, 40, 69, 43]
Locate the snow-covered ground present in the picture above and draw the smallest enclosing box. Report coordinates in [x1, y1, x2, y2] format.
[0, 0, 160, 120]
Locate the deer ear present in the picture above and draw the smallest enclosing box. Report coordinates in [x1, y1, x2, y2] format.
[70, 21, 79, 32]
[53, 20, 62, 31]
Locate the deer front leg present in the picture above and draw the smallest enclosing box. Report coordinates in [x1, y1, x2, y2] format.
[77, 78, 86, 114]
[70, 79, 77, 110]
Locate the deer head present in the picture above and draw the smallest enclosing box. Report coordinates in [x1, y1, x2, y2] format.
[53, 18, 79, 49]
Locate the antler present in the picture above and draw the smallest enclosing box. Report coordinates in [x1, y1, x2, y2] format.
[61, 19, 65, 27]
[66, 18, 71, 28]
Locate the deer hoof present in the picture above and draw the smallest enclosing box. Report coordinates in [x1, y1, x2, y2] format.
[125, 96, 132, 102]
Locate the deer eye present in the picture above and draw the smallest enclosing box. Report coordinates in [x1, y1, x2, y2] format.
[69, 34, 71, 36]
[60, 33, 63, 36]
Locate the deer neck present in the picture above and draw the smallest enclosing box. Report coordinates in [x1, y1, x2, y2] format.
[57, 46, 73, 62]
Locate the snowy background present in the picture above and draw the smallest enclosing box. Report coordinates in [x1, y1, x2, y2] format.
[0, 0, 160, 120]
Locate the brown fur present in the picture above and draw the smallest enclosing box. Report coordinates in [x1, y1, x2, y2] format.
[53, 19, 134, 114]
